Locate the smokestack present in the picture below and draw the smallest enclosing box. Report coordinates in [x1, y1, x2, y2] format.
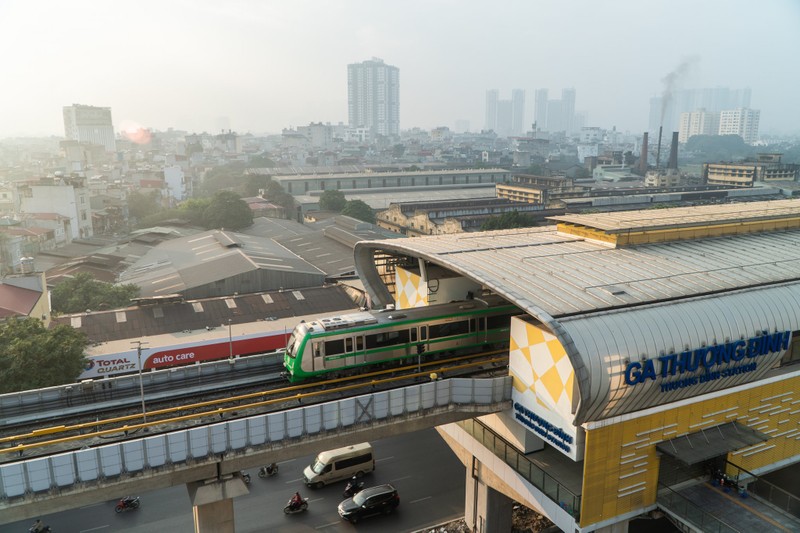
[668, 131, 679, 170]
[655, 126, 663, 169]
[639, 132, 649, 174]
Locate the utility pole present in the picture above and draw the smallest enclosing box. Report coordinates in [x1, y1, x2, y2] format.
[132, 340, 148, 424]
[228, 319, 233, 361]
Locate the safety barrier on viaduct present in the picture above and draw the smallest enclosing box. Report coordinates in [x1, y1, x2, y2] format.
[0, 376, 512, 523]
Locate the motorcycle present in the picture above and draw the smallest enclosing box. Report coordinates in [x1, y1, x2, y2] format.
[342, 476, 365, 498]
[240, 470, 251, 484]
[258, 463, 278, 478]
[115, 496, 140, 513]
[28, 525, 52, 533]
[283, 497, 309, 514]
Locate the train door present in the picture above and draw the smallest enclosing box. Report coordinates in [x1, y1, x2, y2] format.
[344, 336, 365, 367]
[312, 341, 324, 371]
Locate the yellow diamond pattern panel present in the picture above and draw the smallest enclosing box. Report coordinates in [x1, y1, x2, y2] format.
[509, 317, 575, 419]
[395, 267, 427, 309]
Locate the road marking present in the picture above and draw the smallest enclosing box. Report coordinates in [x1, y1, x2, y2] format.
[316, 522, 340, 529]
[390, 475, 412, 482]
[309, 497, 325, 503]
[376, 456, 395, 462]
[79, 502, 104, 509]
[286, 478, 304, 484]
[80, 526, 111, 532]
[409, 496, 432, 504]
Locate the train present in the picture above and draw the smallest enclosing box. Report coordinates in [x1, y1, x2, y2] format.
[283, 296, 520, 382]
[80, 312, 339, 380]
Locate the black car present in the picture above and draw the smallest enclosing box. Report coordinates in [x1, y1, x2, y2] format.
[337, 483, 400, 523]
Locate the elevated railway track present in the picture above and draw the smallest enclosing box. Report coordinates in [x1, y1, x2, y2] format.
[0, 349, 508, 462]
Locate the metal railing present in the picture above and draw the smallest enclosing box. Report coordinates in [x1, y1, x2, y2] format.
[657, 483, 739, 533]
[457, 418, 580, 519]
[726, 461, 800, 519]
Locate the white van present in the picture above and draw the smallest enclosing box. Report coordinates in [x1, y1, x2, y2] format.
[303, 442, 374, 488]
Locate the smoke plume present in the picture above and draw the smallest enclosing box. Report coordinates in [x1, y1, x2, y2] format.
[660, 56, 699, 124]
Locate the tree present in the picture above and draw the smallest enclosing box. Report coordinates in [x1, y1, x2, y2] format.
[51, 272, 141, 314]
[319, 190, 347, 212]
[202, 190, 254, 230]
[128, 190, 162, 221]
[244, 174, 272, 197]
[262, 181, 296, 219]
[198, 162, 247, 197]
[480, 211, 538, 231]
[0, 317, 88, 392]
[178, 197, 212, 226]
[684, 134, 754, 163]
[341, 200, 375, 223]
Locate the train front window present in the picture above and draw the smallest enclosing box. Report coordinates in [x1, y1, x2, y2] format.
[286, 323, 310, 358]
[286, 333, 298, 357]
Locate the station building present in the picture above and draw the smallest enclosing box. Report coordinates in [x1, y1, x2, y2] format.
[353, 198, 800, 532]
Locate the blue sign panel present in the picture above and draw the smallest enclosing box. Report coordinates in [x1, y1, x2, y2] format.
[624, 330, 791, 391]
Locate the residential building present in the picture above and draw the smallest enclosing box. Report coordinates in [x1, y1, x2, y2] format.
[347, 58, 400, 137]
[485, 90, 498, 132]
[495, 174, 580, 205]
[15, 176, 92, 239]
[0, 273, 51, 326]
[511, 89, 526, 136]
[719, 108, 760, 144]
[62, 104, 116, 152]
[485, 89, 526, 137]
[703, 153, 799, 187]
[678, 108, 720, 143]
[649, 87, 751, 135]
[534, 89, 548, 131]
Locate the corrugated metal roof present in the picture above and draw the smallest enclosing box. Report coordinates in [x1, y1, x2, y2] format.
[356, 225, 800, 318]
[550, 198, 800, 233]
[118, 229, 323, 298]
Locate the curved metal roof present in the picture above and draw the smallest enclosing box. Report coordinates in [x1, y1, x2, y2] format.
[353, 213, 800, 423]
[560, 282, 800, 422]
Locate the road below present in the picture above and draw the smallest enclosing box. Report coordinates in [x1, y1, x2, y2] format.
[1, 428, 466, 533]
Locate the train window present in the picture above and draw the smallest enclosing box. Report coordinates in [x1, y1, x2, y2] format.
[429, 320, 469, 339]
[470, 319, 476, 332]
[325, 339, 345, 355]
[365, 329, 410, 349]
[313, 342, 322, 358]
[420, 326, 427, 340]
[487, 314, 513, 330]
[410, 328, 418, 342]
[479, 317, 486, 331]
[356, 336, 364, 351]
[345, 337, 353, 353]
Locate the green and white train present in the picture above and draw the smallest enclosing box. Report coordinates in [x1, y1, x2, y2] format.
[283, 296, 519, 382]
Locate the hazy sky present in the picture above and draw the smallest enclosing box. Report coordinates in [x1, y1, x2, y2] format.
[1, 0, 799, 138]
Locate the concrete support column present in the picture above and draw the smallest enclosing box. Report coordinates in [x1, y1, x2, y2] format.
[192, 498, 235, 533]
[464, 460, 513, 533]
[187, 475, 249, 533]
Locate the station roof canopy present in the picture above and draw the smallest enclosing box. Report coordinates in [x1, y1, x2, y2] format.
[352, 199, 800, 423]
[656, 422, 769, 465]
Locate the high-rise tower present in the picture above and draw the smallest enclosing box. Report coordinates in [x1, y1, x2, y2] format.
[347, 58, 400, 137]
[63, 104, 116, 152]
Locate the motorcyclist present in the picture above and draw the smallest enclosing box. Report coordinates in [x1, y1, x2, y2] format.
[290, 491, 303, 509]
[266, 462, 277, 475]
[30, 519, 44, 533]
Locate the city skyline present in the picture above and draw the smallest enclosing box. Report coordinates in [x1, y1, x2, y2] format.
[1, 0, 799, 138]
